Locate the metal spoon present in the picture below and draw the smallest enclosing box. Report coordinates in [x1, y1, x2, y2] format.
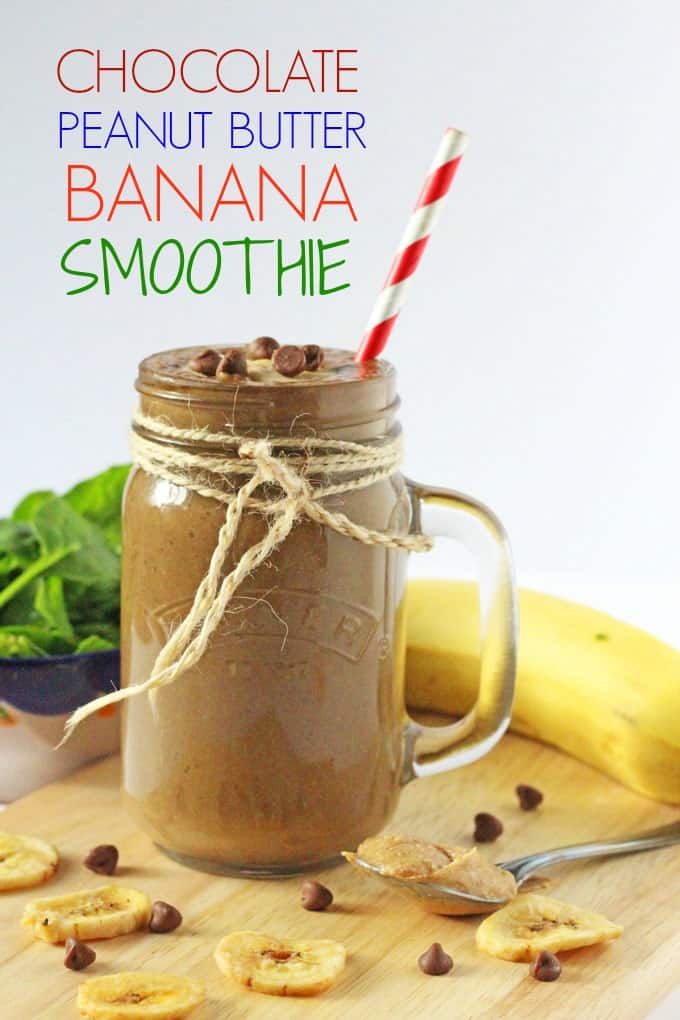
[344, 820, 680, 916]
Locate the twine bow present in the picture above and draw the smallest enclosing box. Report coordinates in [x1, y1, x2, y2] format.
[61, 415, 432, 742]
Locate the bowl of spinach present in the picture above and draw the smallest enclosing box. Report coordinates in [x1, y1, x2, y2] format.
[0, 466, 130, 718]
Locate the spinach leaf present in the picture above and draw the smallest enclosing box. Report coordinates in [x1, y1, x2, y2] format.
[33, 498, 119, 585]
[0, 545, 77, 613]
[0, 625, 75, 656]
[0, 519, 38, 557]
[1, 467, 127, 659]
[75, 634, 117, 653]
[74, 620, 120, 646]
[0, 581, 43, 626]
[65, 466, 130, 554]
[0, 632, 48, 658]
[31, 498, 120, 632]
[0, 519, 39, 579]
[34, 576, 75, 641]
[12, 490, 56, 523]
[102, 519, 123, 556]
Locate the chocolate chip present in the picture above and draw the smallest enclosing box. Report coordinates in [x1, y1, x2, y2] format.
[247, 335, 280, 359]
[418, 942, 453, 976]
[272, 345, 306, 378]
[516, 784, 544, 811]
[301, 880, 333, 911]
[64, 937, 96, 971]
[187, 348, 221, 376]
[83, 844, 118, 875]
[149, 900, 183, 933]
[216, 348, 248, 380]
[302, 345, 324, 371]
[474, 812, 504, 843]
[530, 950, 561, 981]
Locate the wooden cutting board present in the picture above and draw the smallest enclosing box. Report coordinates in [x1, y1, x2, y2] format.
[1, 733, 678, 1020]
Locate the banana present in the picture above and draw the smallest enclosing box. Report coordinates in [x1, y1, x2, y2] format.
[476, 893, 623, 961]
[215, 930, 347, 996]
[77, 972, 205, 1019]
[406, 580, 680, 803]
[0, 831, 58, 891]
[22, 885, 151, 944]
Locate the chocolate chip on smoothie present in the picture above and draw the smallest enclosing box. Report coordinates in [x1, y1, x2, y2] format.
[64, 937, 96, 971]
[530, 950, 562, 982]
[272, 345, 306, 378]
[302, 344, 324, 371]
[418, 942, 453, 976]
[247, 335, 280, 360]
[516, 783, 544, 811]
[301, 880, 333, 911]
[83, 844, 118, 875]
[149, 900, 183, 933]
[187, 348, 221, 376]
[474, 813, 503, 843]
[216, 347, 248, 381]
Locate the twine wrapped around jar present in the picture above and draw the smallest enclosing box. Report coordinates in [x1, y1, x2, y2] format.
[61, 411, 433, 741]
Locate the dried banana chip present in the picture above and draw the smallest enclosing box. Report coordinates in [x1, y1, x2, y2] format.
[77, 972, 205, 1019]
[22, 885, 151, 944]
[215, 930, 346, 996]
[476, 893, 623, 961]
[0, 830, 58, 891]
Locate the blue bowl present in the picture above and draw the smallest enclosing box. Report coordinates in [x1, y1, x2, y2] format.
[0, 651, 120, 716]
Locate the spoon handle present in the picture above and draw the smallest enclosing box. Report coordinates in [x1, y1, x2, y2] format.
[499, 819, 680, 886]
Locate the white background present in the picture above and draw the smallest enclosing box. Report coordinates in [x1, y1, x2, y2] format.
[0, 4, 678, 1014]
[2, 0, 679, 649]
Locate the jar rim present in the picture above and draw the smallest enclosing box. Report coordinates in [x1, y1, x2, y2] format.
[135, 346, 399, 437]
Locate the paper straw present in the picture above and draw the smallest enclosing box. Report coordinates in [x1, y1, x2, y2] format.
[355, 127, 469, 363]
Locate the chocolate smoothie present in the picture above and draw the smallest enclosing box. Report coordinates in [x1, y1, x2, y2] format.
[121, 344, 413, 875]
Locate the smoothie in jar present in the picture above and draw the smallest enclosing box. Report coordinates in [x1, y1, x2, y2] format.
[121, 341, 412, 875]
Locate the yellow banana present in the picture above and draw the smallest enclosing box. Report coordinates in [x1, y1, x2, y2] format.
[405, 580, 680, 804]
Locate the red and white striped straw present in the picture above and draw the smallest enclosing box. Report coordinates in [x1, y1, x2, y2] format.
[355, 127, 469, 363]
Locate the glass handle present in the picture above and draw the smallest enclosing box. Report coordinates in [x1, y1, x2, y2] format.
[403, 479, 518, 779]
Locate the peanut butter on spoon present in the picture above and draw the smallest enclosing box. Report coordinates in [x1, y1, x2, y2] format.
[345, 833, 517, 905]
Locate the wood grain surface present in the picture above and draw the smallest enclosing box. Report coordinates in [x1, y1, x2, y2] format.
[1, 734, 678, 1019]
